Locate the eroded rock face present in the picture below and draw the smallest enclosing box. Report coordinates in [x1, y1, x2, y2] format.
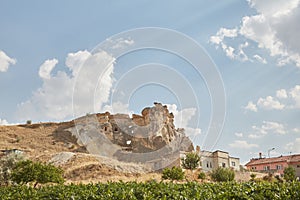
[66, 103, 194, 170]
[95, 102, 193, 153]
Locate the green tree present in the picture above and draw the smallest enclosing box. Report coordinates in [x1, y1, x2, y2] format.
[181, 152, 200, 170]
[198, 172, 206, 181]
[162, 166, 184, 181]
[11, 160, 64, 187]
[210, 167, 235, 182]
[250, 173, 256, 181]
[0, 152, 24, 186]
[283, 166, 296, 182]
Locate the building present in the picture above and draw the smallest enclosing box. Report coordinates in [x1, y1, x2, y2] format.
[189, 147, 240, 172]
[245, 153, 300, 178]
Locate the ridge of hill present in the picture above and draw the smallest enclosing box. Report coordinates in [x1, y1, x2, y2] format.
[0, 103, 194, 182]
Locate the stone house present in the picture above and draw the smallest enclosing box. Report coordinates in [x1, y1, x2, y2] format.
[200, 150, 240, 172]
[179, 148, 240, 171]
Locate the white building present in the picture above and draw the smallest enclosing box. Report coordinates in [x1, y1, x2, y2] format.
[200, 149, 240, 172]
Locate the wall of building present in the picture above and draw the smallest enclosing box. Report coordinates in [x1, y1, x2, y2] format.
[199, 150, 240, 172]
[290, 162, 300, 178]
[247, 161, 289, 175]
[213, 151, 229, 168]
[200, 152, 214, 172]
[229, 157, 240, 171]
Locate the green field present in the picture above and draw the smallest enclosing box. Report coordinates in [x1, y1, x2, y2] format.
[1, 181, 300, 199]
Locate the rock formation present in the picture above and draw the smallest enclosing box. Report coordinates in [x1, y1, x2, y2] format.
[66, 103, 194, 171]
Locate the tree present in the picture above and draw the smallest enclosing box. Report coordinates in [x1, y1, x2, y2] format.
[283, 166, 296, 182]
[0, 152, 24, 186]
[11, 160, 64, 187]
[198, 172, 206, 181]
[162, 166, 184, 181]
[210, 167, 235, 182]
[250, 173, 256, 181]
[181, 152, 200, 171]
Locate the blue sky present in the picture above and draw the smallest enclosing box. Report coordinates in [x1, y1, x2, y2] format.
[1, 0, 300, 164]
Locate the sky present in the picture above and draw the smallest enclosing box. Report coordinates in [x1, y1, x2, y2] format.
[0, 0, 300, 164]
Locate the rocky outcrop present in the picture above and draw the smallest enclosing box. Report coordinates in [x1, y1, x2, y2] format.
[66, 103, 194, 171]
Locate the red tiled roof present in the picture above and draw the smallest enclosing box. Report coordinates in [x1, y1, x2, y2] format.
[245, 154, 300, 166]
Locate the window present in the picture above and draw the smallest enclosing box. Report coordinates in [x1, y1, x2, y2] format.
[206, 162, 209, 168]
[231, 161, 236, 167]
[264, 166, 270, 171]
[276, 165, 282, 170]
[210, 162, 212, 168]
[297, 165, 300, 168]
[222, 163, 226, 168]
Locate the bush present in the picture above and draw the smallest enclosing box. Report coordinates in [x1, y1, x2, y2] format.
[11, 160, 64, 187]
[275, 175, 283, 183]
[262, 173, 274, 182]
[210, 167, 235, 182]
[181, 152, 200, 170]
[0, 152, 24, 186]
[283, 166, 296, 182]
[198, 172, 206, 180]
[162, 166, 184, 181]
[250, 173, 256, 181]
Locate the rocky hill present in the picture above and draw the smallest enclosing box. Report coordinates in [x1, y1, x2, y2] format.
[0, 103, 194, 182]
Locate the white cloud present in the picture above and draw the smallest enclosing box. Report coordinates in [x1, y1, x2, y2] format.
[235, 132, 243, 137]
[166, 104, 201, 137]
[211, 0, 300, 67]
[65, 50, 91, 77]
[253, 54, 267, 64]
[246, 85, 300, 112]
[0, 50, 16, 72]
[210, 28, 238, 45]
[38, 59, 58, 79]
[285, 138, 300, 153]
[248, 0, 299, 18]
[0, 118, 8, 125]
[276, 89, 288, 99]
[289, 85, 300, 108]
[292, 128, 300, 133]
[229, 140, 259, 149]
[210, 29, 250, 62]
[252, 121, 286, 136]
[106, 37, 135, 49]
[257, 96, 285, 110]
[102, 101, 131, 114]
[16, 50, 115, 121]
[245, 101, 257, 112]
[248, 134, 263, 139]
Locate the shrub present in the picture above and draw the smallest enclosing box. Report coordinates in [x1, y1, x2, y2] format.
[11, 160, 64, 187]
[198, 172, 206, 180]
[262, 173, 274, 182]
[275, 175, 283, 183]
[283, 166, 296, 182]
[0, 152, 24, 186]
[250, 173, 256, 181]
[162, 166, 184, 181]
[210, 167, 235, 182]
[26, 120, 32, 125]
[181, 152, 200, 170]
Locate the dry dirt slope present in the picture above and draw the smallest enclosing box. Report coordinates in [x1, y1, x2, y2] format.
[0, 122, 160, 183]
